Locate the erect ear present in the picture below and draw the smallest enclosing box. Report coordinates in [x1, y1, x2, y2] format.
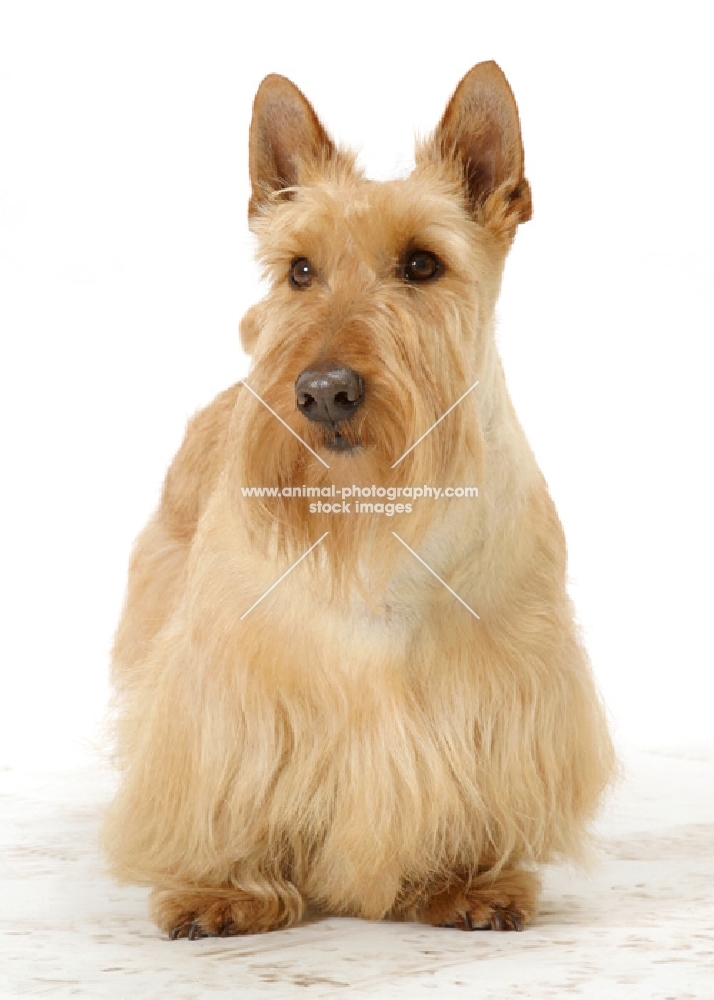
[249, 74, 335, 217]
[431, 61, 531, 229]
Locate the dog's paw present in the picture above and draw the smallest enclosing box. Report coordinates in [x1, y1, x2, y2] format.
[413, 867, 539, 932]
[151, 886, 302, 939]
[443, 899, 527, 932]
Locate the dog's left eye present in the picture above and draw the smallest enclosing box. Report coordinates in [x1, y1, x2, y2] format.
[403, 250, 442, 283]
[290, 258, 313, 289]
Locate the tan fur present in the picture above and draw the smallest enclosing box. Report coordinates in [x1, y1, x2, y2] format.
[103, 61, 615, 938]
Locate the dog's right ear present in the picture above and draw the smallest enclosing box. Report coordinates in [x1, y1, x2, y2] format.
[249, 75, 335, 217]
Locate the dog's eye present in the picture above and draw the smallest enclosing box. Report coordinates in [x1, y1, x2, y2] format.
[403, 250, 442, 283]
[290, 257, 313, 289]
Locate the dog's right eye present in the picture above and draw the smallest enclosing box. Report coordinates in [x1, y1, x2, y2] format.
[290, 258, 313, 289]
[403, 250, 442, 283]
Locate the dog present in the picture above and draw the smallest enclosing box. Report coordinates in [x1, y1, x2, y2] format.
[102, 61, 615, 939]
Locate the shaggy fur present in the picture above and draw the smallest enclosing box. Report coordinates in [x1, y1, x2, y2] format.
[103, 61, 615, 939]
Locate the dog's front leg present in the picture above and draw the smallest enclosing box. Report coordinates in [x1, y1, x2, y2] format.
[103, 536, 307, 938]
[391, 865, 540, 932]
[151, 880, 304, 939]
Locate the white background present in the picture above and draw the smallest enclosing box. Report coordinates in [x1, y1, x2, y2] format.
[1, 1, 712, 768]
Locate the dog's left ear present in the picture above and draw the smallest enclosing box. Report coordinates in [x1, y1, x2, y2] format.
[427, 61, 532, 230]
[249, 74, 336, 217]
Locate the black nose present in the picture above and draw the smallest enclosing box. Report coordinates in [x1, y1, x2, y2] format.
[295, 364, 364, 423]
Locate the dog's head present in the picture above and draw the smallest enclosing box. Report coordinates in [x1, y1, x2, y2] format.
[234, 63, 530, 578]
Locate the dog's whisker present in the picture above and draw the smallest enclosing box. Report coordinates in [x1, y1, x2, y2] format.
[241, 379, 331, 469]
[391, 380, 480, 469]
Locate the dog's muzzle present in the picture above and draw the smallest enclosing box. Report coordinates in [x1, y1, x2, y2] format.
[295, 363, 364, 424]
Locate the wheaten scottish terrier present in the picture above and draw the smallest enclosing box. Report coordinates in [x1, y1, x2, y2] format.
[103, 61, 615, 939]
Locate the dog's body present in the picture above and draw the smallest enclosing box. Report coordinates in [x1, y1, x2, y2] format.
[103, 62, 615, 938]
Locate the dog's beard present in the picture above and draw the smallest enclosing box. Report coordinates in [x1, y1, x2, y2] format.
[230, 380, 481, 602]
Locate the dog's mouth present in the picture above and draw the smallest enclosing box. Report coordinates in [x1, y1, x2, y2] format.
[324, 428, 361, 454]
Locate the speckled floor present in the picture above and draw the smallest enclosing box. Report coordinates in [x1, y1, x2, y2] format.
[1, 747, 712, 999]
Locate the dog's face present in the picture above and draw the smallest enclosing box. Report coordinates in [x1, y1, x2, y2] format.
[234, 63, 531, 575]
